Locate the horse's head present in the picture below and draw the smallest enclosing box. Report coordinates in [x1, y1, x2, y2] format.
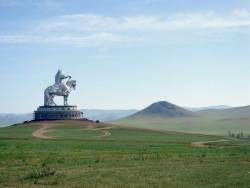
[66, 80, 76, 90]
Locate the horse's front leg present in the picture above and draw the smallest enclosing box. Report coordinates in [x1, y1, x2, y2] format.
[64, 95, 68, 106]
[50, 94, 56, 106]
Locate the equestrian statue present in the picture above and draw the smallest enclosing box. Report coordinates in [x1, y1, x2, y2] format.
[44, 70, 76, 106]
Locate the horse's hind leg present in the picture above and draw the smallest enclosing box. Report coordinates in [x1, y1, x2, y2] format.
[44, 89, 50, 106]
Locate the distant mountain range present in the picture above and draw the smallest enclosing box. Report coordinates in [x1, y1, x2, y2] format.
[197, 105, 250, 119]
[81, 109, 138, 122]
[0, 102, 246, 129]
[0, 109, 138, 127]
[0, 113, 33, 127]
[186, 105, 232, 112]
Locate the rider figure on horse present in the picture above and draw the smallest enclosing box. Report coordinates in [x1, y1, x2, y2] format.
[55, 69, 71, 85]
[55, 69, 71, 91]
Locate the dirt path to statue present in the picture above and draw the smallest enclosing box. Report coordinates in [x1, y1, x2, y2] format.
[31, 121, 114, 139]
[32, 125, 56, 139]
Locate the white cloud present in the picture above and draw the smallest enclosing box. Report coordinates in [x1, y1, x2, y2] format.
[232, 9, 250, 18]
[1, 10, 250, 45]
[37, 10, 250, 32]
[0, 33, 141, 46]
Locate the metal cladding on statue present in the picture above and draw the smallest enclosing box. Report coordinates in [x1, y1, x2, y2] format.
[44, 70, 76, 106]
[34, 70, 82, 120]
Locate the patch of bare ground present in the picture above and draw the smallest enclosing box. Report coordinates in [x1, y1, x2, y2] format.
[94, 130, 112, 138]
[191, 139, 229, 148]
[82, 125, 114, 137]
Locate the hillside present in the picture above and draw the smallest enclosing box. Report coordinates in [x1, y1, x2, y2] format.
[128, 101, 194, 119]
[198, 105, 250, 119]
[114, 102, 250, 135]
[0, 120, 249, 187]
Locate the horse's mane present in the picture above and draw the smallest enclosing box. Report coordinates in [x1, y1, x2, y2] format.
[66, 80, 76, 87]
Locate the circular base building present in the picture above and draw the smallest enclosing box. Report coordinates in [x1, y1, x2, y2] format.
[34, 105, 83, 120]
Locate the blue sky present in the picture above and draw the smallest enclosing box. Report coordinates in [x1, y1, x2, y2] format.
[0, 0, 250, 113]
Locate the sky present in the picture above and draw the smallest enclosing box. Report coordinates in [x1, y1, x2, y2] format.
[1, 0, 250, 113]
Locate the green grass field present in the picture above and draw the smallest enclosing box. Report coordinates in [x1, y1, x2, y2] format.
[0, 121, 250, 187]
[114, 115, 250, 136]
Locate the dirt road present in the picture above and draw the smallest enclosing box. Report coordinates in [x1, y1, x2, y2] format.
[32, 125, 55, 139]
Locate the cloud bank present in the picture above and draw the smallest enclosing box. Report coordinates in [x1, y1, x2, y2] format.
[1, 9, 250, 46]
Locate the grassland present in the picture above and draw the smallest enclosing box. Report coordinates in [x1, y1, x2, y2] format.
[0, 120, 249, 187]
[114, 110, 250, 136]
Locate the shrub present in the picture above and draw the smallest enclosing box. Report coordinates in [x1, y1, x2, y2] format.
[26, 165, 56, 180]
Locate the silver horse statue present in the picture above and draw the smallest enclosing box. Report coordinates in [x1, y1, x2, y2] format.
[44, 70, 76, 106]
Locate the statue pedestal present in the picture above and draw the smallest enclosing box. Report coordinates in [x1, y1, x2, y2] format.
[34, 105, 83, 120]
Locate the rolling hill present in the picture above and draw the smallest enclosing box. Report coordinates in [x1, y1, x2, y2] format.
[128, 101, 194, 119]
[198, 105, 250, 119]
[114, 101, 250, 135]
